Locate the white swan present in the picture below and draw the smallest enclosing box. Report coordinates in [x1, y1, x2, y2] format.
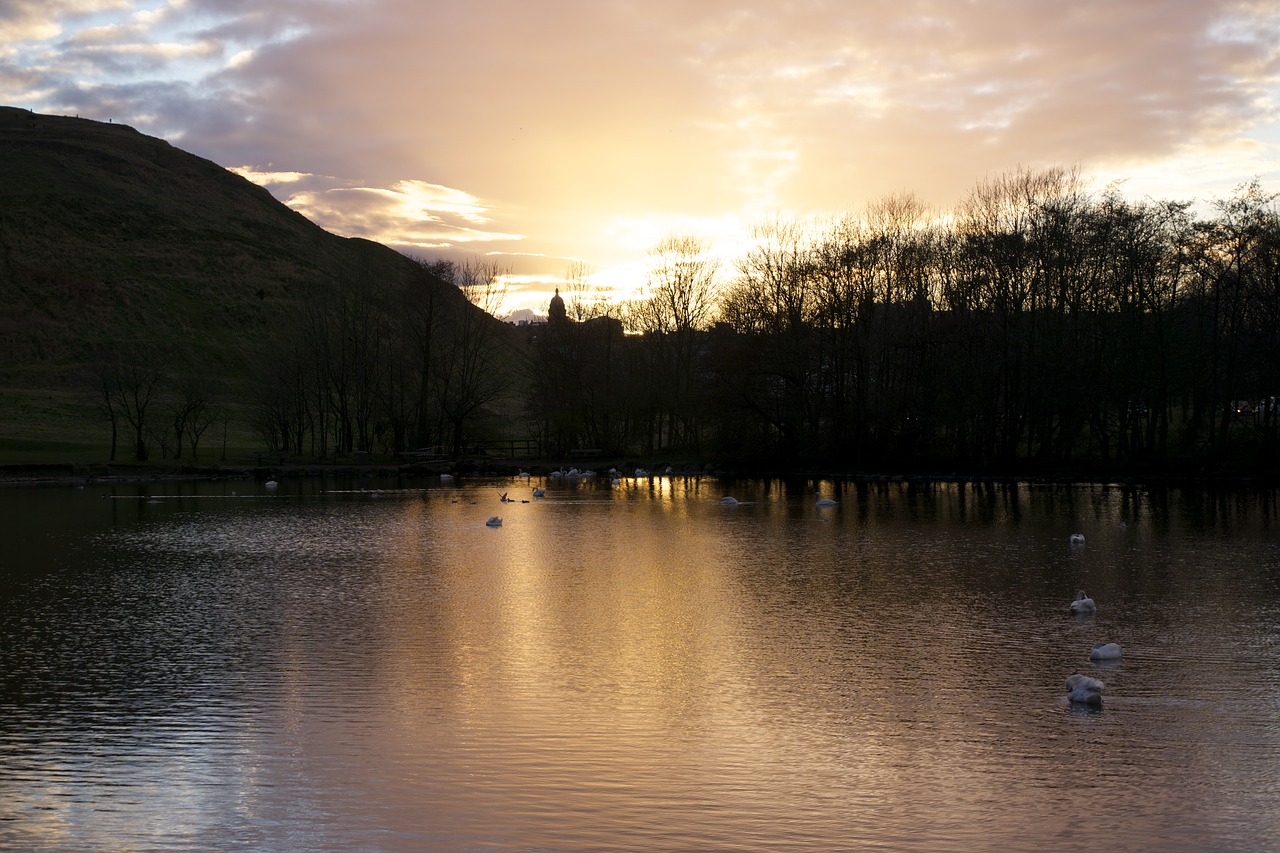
[1066, 673, 1105, 705]
[720, 496, 740, 506]
[816, 498, 837, 507]
[532, 487, 545, 498]
[440, 473, 454, 482]
[1069, 532, 1085, 545]
[611, 478, 621, 486]
[635, 467, 649, 477]
[1089, 642, 1122, 661]
[264, 480, 279, 489]
[1070, 590, 1096, 614]
[518, 469, 531, 479]
[485, 516, 503, 527]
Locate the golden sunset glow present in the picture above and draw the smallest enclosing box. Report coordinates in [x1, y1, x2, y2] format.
[5, 1, 1279, 316]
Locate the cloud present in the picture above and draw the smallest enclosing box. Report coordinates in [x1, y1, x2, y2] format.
[231, 170, 526, 250]
[4, 0, 1280, 314]
[669, 0, 1280, 210]
[227, 165, 309, 184]
[0, 0, 130, 42]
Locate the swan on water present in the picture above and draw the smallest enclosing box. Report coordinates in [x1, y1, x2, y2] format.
[486, 516, 503, 527]
[518, 469, 531, 479]
[635, 467, 649, 477]
[816, 498, 838, 507]
[499, 492, 512, 502]
[264, 480, 279, 489]
[532, 487, 545, 498]
[720, 496, 740, 506]
[440, 473, 455, 482]
[1069, 532, 1085, 545]
[611, 478, 621, 486]
[1089, 642, 1122, 661]
[1066, 673, 1105, 705]
[1070, 591, 1096, 614]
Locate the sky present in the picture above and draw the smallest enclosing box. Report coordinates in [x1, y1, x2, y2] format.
[4, 0, 1280, 318]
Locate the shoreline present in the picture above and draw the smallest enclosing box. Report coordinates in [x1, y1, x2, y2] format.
[2, 459, 1275, 490]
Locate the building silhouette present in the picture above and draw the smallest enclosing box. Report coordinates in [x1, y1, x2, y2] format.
[548, 287, 567, 324]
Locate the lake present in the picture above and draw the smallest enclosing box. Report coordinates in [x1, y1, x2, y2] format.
[1, 474, 1278, 851]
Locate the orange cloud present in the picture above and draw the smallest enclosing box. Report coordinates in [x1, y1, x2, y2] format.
[4, 0, 1279, 317]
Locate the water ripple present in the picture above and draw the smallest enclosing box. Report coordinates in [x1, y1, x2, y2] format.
[2, 481, 1279, 851]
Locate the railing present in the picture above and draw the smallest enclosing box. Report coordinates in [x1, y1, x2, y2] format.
[475, 439, 541, 459]
[250, 439, 544, 465]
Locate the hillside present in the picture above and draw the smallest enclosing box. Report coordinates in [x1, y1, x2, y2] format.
[0, 106, 482, 453]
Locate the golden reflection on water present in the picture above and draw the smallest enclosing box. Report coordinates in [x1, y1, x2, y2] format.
[347, 480, 1013, 846]
[377, 479, 768, 745]
[3, 479, 1280, 851]
[276, 478, 1280, 851]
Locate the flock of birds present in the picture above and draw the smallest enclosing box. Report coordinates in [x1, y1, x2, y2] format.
[485, 466, 664, 527]
[1064, 533, 1123, 708]
[481, 470, 842, 529]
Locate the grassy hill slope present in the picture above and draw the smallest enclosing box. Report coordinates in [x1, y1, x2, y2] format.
[0, 106, 476, 455]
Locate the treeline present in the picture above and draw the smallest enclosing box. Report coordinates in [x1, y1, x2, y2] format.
[530, 168, 1280, 475]
[92, 353, 225, 462]
[88, 258, 520, 463]
[248, 258, 516, 459]
[88, 166, 1280, 477]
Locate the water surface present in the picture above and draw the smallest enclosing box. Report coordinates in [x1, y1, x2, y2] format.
[2, 476, 1278, 851]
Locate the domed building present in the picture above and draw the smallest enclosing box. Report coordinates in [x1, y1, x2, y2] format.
[548, 287, 567, 324]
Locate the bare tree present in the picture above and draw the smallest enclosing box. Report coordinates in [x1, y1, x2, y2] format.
[435, 258, 517, 456]
[633, 235, 720, 335]
[563, 260, 614, 322]
[628, 235, 720, 451]
[92, 363, 121, 461]
[104, 353, 167, 461]
[168, 373, 221, 460]
[399, 258, 452, 450]
[719, 216, 822, 455]
[297, 267, 392, 454]
[188, 398, 222, 461]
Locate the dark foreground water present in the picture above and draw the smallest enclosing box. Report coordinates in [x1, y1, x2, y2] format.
[1, 475, 1278, 852]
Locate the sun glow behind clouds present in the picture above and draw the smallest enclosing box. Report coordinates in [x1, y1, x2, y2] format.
[1091, 137, 1280, 209]
[7, 1, 1280, 319]
[229, 166, 310, 185]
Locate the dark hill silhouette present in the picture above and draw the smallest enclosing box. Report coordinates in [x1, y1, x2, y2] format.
[0, 106, 479, 448]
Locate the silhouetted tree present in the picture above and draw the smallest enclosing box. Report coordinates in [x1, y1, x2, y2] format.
[628, 235, 720, 452]
[436, 258, 517, 456]
[102, 352, 166, 461]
